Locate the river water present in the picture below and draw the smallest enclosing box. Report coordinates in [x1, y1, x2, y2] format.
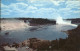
[0, 20, 77, 44]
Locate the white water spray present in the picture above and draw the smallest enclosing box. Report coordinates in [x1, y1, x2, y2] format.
[56, 16, 77, 27]
[1, 19, 30, 31]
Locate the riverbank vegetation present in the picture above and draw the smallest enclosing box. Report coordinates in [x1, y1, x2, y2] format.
[0, 18, 80, 51]
[27, 25, 80, 51]
[1, 18, 56, 26]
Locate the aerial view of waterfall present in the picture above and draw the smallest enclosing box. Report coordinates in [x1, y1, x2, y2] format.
[0, 0, 80, 51]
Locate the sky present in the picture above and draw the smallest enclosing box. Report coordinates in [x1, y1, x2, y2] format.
[1, 0, 80, 19]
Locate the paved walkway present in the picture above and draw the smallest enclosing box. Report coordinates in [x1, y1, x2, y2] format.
[3, 46, 18, 51]
[3, 46, 33, 51]
[17, 47, 33, 51]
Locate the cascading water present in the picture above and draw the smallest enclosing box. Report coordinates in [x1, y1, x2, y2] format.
[1, 19, 30, 31]
[56, 16, 77, 27]
[56, 16, 71, 24]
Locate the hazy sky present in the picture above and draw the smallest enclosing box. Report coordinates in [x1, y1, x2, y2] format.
[1, 0, 80, 19]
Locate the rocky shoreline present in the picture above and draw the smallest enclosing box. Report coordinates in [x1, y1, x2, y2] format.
[0, 24, 80, 51]
[0, 38, 47, 51]
[0, 25, 80, 51]
[0, 18, 80, 51]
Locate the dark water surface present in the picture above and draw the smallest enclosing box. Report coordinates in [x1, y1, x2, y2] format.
[0, 24, 76, 44]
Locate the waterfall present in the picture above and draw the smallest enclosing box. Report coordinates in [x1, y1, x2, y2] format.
[56, 16, 77, 27]
[1, 19, 30, 31]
